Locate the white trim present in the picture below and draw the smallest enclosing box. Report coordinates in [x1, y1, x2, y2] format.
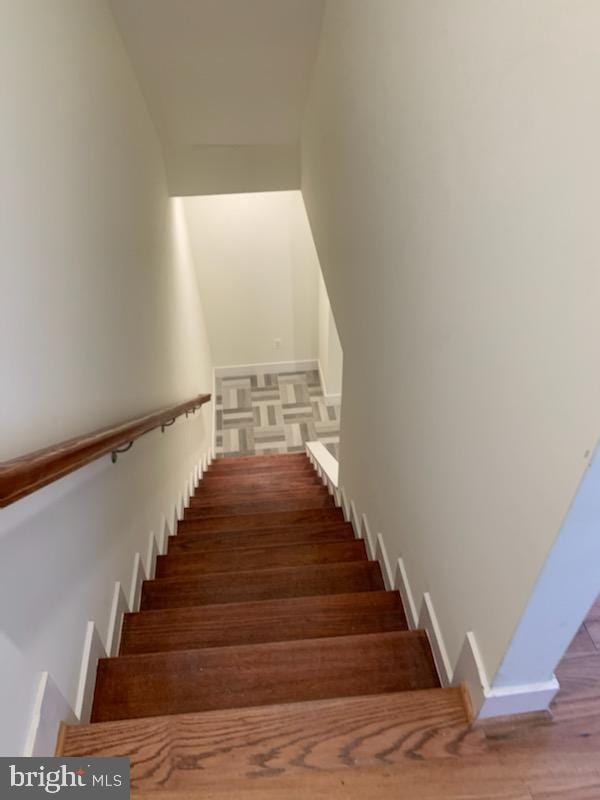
[305, 441, 338, 488]
[212, 367, 218, 455]
[361, 514, 375, 561]
[176, 493, 185, 521]
[145, 531, 158, 579]
[419, 592, 453, 687]
[375, 533, 394, 591]
[105, 582, 129, 657]
[452, 631, 560, 719]
[168, 506, 177, 537]
[129, 552, 147, 613]
[349, 500, 361, 540]
[75, 622, 106, 723]
[158, 517, 170, 554]
[340, 488, 351, 522]
[23, 672, 76, 756]
[394, 557, 418, 630]
[215, 359, 319, 378]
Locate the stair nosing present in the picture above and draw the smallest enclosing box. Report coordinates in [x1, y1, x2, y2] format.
[61, 685, 463, 736]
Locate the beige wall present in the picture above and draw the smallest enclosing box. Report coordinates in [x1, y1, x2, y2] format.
[302, 0, 600, 686]
[0, 0, 213, 754]
[166, 144, 300, 197]
[318, 273, 343, 398]
[183, 191, 319, 367]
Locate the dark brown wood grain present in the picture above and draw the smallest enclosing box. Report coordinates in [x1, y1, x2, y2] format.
[182, 495, 334, 519]
[177, 507, 345, 534]
[140, 561, 385, 610]
[0, 393, 211, 507]
[204, 458, 315, 479]
[206, 454, 311, 473]
[120, 591, 407, 655]
[192, 474, 323, 491]
[189, 486, 330, 506]
[91, 631, 440, 722]
[167, 522, 355, 553]
[155, 540, 367, 578]
[211, 453, 308, 467]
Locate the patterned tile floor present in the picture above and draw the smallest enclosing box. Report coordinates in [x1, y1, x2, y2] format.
[215, 368, 341, 458]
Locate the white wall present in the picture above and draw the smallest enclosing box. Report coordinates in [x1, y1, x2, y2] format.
[302, 0, 600, 694]
[318, 274, 343, 398]
[183, 191, 319, 367]
[166, 144, 300, 197]
[0, 0, 213, 754]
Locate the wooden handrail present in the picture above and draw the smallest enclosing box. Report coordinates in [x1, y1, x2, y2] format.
[0, 393, 211, 508]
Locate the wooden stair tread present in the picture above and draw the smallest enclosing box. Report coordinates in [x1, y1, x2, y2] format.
[59, 688, 478, 787]
[91, 631, 440, 722]
[205, 463, 316, 477]
[141, 560, 385, 610]
[209, 453, 309, 469]
[177, 507, 345, 534]
[167, 523, 355, 553]
[182, 495, 334, 519]
[120, 591, 407, 654]
[189, 487, 330, 506]
[197, 471, 325, 492]
[156, 540, 367, 578]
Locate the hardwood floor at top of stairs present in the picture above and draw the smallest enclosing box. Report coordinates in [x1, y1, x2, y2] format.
[57, 453, 600, 799]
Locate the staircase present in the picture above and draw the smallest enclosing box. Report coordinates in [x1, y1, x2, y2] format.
[57, 452, 476, 794]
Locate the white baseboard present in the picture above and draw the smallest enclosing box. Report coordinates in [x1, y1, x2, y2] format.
[145, 531, 158, 580]
[393, 557, 418, 630]
[176, 493, 185, 521]
[419, 592, 453, 687]
[75, 622, 106, 723]
[105, 582, 129, 657]
[349, 500, 361, 541]
[340, 488, 351, 522]
[453, 630, 560, 718]
[215, 359, 318, 379]
[129, 552, 147, 612]
[375, 533, 394, 590]
[360, 514, 376, 561]
[158, 517, 170, 554]
[23, 672, 76, 756]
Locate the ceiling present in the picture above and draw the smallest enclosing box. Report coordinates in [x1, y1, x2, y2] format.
[110, 0, 325, 194]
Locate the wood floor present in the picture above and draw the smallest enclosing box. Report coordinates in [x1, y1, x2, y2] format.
[57, 453, 600, 799]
